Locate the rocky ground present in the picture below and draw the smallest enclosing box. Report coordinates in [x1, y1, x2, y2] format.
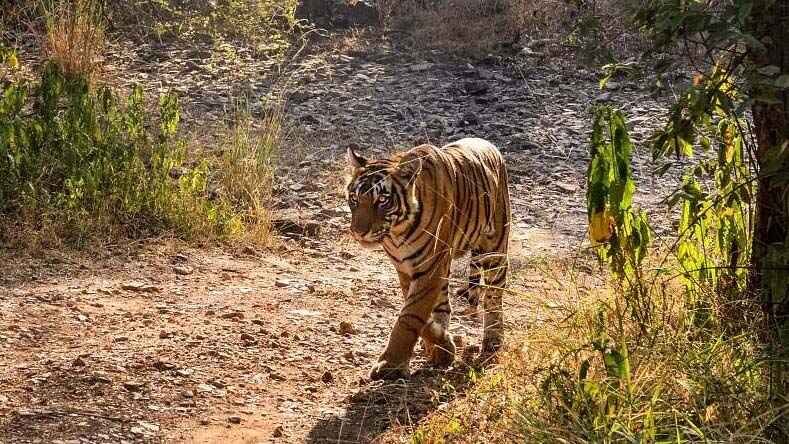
[1, 28, 684, 443]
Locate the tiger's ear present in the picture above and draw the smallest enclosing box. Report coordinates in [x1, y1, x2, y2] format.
[347, 146, 367, 169]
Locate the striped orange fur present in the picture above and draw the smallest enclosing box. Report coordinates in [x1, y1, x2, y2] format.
[346, 138, 511, 380]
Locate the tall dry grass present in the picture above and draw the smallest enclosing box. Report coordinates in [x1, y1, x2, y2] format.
[41, 0, 106, 82]
[208, 100, 283, 245]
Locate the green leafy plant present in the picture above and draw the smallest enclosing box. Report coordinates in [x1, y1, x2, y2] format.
[0, 60, 242, 244]
[587, 106, 652, 322]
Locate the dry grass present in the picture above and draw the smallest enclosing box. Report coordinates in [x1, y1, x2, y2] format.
[41, 0, 105, 82]
[381, 0, 526, 57]
[408, 259, 787, 443]
[208, 101, 284, 245]
[379, 0, 645, 61]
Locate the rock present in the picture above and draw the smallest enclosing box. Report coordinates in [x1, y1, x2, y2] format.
[338, 321, 356, 336]
[463, 81, 489, 95]
[274, 279, 290, 288]
[459, 112, 479, 126]
[173, 265, 193, 275]
[595, 92, 613, 102]
[288, 308, 322, 317]
[123, 381, 145, 392]
[241, 332, 257, 345]
[85, 371, 112, 385]
[72, 356, 86, 367]
[409, 63, 433, 72]
[153, 358, 177, 371]
[271, 217, 320, 238]
[176, 368, 194, 377]
[555, 181, 579, 193]
[159, 330, 174, 339]
[321, 370, 334, 384]
[219, 311, 244, 320]
[520, 46, 545, 58]
[273, 426, 284, 437]
[121, 282, 160, 293]
[228, 416, 242, 424]
[196, 383, 214, 393]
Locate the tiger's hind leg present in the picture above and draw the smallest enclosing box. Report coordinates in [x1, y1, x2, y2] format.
[477, 250, 508, 356]
[455, 254, 483, 307]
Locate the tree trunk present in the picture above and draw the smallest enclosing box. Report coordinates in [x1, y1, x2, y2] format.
[749, 0, 789, 400]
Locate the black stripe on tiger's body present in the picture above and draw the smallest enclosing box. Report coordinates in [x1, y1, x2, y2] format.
[345, 137, 511, 381]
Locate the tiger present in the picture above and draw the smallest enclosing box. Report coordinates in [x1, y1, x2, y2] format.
[345, 137, 511, 380]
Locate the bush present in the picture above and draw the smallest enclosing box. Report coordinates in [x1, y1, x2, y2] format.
[0, 59, 244, 244]
[380, 0, 644, 62]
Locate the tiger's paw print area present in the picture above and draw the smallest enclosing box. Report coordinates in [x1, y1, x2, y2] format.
[0, 31, 678, 444]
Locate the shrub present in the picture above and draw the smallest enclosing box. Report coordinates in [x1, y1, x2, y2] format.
[107, 0, 304, 57]
[380, 0, 644, 62]
[0, 60, 243, 244]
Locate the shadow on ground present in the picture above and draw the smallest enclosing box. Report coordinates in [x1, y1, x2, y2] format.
[306, 363, 477, 444]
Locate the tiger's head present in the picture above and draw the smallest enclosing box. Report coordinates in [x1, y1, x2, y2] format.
[345, 147, 421, 248]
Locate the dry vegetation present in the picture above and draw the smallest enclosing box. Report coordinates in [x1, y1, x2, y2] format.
[380, 0, 644, 61]
[41, 0, 105, 82]
[409, 259, 783, 442]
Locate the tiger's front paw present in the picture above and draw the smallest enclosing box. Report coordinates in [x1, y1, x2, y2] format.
[369, 360, 409, 381]
[429, 338, 456, 368]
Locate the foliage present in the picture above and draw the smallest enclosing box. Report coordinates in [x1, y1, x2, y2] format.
[108, 0, 304, 56]
[587, 106, 652, 323]
[0, 59, 243, 244]
[210, 102, 280, 243]
[636, 0, 789, 330]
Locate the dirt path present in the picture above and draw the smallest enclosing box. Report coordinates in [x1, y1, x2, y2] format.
[0, 212, 557, 443]
[1, 34, 677, 443]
